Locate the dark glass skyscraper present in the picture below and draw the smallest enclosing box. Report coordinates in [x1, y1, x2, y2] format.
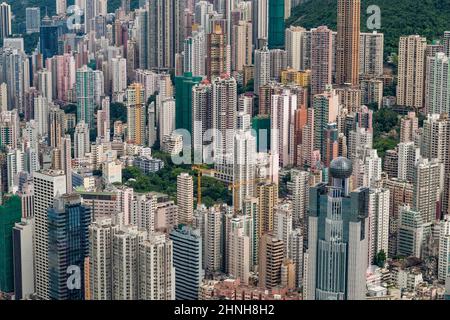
[175, 72, 202, 135]
[48, 194, 91, 300]
[0, 195, 22, 293]
[40, 16, 62, 63]
[268, 0, 285, 48]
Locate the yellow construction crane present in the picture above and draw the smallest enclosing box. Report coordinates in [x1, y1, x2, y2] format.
[192, 165, 216, 207]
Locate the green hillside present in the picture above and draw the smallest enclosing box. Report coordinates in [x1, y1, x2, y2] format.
[287, 0, 450, 54]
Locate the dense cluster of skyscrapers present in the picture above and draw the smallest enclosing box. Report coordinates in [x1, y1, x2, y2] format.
[0, 0, 449, 301]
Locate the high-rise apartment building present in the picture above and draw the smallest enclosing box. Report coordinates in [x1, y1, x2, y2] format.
[112, 226, 147, 300]
[183, 30, 207, 77]
[33, 170, 67, 299]
[421, 114, 450, 216]
[254, 45, 271, 94]
[232, 20, 252, 72]
[398, 142, 420, 183]
[290, 170, 309, 232]
[274, 203, 293, 257]
[147, 0, 184, 70]
[252, 0, 268, 45]
[285, 26, 308, 71]
[336, 0, 361, 85]
[413, 158, 443, 225]
[126, 83, 146, 145]
[12, 217, 35, 300]
[138, 233, 175, 300]
[271, 89, 298, 167]
[228, 216, 251, 285]
[360, 79, 383, 109]
[259, 233, 284, 289]
[177, 173, 194, 224]
[192, 82, 213, 155]
[159, 97, 176, 145]
[256, 182, 278, 237]
[397, 35, 427, 110]
[400, 112, 419, 144]
[60, 135, 72, 193]
[233, 113, 257, 211]
[368, 188, 390, 265]
[310, 26, 333, 96]
[425, 52, 450, 114]
[438, 216, 450, 282]
[74, 121, 90, 159]
[243, 197, 260, 269]
[313, 87, 339, 157]
[212, 75, 237, 182]
[397, 205, 424, 258]
[111, 56, 127, 102]
[76, 66, 96, 128]
[359, 31, 384, 77]
[383, 178, 414, 257]
[207, 25, 227, 80]
[88, 217, 119, 300]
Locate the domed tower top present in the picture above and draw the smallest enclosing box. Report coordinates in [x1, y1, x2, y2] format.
[329, 157, 353, 179]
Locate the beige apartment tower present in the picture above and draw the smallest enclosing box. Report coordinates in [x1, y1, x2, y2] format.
[397, 35, 427, 110]
[336, 0, 361, 86]
[177, 173, 194, 224]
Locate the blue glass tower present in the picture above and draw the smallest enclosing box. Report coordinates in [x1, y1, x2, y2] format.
[40, 16, 62, 63]
[48, 194, 91, 300]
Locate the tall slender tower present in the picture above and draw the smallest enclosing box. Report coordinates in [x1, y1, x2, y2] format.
[310, 26, 333, 96]
[177, 173, 194, 224]
[126, 83, 146, 145]
[252, 0, 268, 46]
[397, 35, 427, 110]
[207, 24, 227, 80]
[76, 66, 95, 129]
[0, 2, 12, 41]
[33, 170, 67, 299]
[147, 0, 184, 70]
[60, 135, 73, 193]
[336, 0, 361, 86]
[88, 216, 119, 300]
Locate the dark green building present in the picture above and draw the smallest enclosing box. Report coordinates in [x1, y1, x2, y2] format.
[268, 0, 286, 48]
[0, 195, 22, 293]
[252, 115, 271, 152]
[175, 72, 203, 135]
